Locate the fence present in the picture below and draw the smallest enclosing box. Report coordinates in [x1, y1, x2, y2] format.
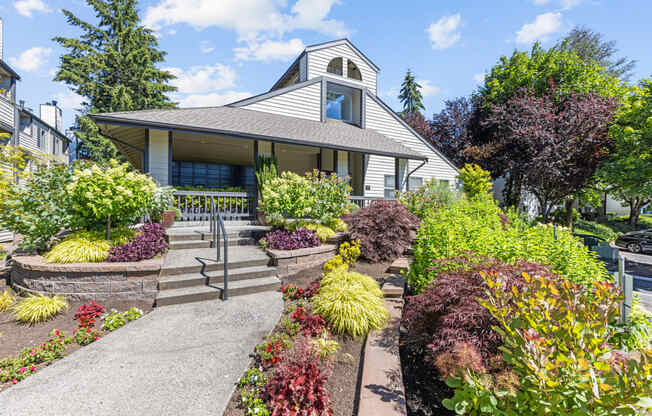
[350, 196, 395, 209]
[173, 191, 254, 222]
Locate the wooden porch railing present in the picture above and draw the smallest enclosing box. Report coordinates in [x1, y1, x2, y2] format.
[350, 195, 395, 209]
[173, 191, 255, 222]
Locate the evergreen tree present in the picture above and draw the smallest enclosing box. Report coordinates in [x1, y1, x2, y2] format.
[398, 69, 425, 115]
[53, 0, 177, 162]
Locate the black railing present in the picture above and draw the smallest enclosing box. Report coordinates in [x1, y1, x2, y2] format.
[174, 191, 254, 222]
[209, 198, 229, 300]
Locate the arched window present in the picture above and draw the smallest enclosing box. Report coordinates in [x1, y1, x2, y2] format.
[347, 60, 362, 81]
[326, 57, 343, 76]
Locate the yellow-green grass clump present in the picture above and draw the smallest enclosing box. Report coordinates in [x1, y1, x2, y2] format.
[12, 294, 69, 324]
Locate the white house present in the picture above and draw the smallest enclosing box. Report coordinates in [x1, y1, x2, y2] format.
[92, 39, 458, 202]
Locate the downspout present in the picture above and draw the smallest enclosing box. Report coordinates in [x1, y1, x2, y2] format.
[405, 159, 427, 191]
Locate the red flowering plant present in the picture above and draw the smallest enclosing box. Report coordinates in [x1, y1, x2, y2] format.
[73, 327, 103, 346]
[280, 284, 304, 301]
[263, 336, 333, 416]
[291, 307, 326, 337]
[302, 280, 320, 298]
[255, 333, 292, 368]
[74, 301, 105, 328]
[1, 330, 71, 385]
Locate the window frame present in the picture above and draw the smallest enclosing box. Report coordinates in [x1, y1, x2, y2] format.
[347, 59, 362, 81]
[326, 57, 343, 76]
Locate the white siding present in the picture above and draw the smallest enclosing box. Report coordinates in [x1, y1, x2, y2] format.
[148, 129, 169, 185]
[240, 82, 321, 122]
[363, 95, 458, 197]
[0, 96, 13, 128]
[307, 44, 377, 94]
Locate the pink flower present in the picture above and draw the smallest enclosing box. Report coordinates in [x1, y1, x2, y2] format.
[11, 379, 17, 384]
[30, 366, 36, 371]
[55, 330, 60, 335]
[94, 337, 99, 341]
[18, 368, 26, 374]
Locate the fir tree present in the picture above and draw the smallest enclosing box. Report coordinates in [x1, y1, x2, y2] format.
[53, 0, 177, 162]
[398, 69, 425, 115]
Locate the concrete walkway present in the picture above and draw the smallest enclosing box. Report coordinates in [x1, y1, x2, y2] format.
[0, 292, 283, 416]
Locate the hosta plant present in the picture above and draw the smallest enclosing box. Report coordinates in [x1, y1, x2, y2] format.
[344, 200, 418, 262]
[12, 294, 69, 324]
[443, 273, 652, 415]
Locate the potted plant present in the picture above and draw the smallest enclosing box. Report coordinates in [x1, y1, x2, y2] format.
[148, 186, 178, 228]
[255, 155, 278, 225]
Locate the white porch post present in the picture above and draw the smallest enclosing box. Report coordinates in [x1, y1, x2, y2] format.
[147, 128, 169, 185]
[336, 150, 349, 178]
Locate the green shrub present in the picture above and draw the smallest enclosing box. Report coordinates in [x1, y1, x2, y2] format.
[612, 302, 652, 351]
[0, 289, 17, 312]
[102, 307, 144, 331]
[398, 179, 461, 219]
[44, 229, 135, 264]
[0, 163, 77, 251]
[459, 164, 492, 199]
[574, 219, 619, 241]
[299, 223, 335, 242]
[255, 154, 278, 199]
[312, 269, 388, 337]
[443, 273, 652, 415]
[12, 294, 69, 324]
[408, 197, 608, 292]
[323, 240, 361, 272]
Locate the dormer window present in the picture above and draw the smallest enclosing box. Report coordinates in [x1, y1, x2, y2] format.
[347, 60, 362, 81]
[326, 83, 361, 125]
[326, 57, 343, 76]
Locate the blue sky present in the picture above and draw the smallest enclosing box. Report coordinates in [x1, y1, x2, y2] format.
[2, 0, 651, 132]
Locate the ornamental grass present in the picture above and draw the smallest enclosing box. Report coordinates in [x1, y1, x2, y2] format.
[12, 294, 69, 324]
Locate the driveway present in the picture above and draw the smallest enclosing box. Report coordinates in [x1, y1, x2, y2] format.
[0, 292, 283, 416]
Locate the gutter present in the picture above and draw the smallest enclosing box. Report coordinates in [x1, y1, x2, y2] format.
[405, 159, 427, 191]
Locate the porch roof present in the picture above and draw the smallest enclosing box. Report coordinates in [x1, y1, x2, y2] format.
[91, 106, 426, 161]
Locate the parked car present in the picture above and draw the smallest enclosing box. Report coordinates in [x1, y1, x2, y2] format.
[614, 230, 652, 254]
[573, 233, 606, 250]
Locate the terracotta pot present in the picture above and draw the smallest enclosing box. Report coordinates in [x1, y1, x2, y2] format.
[161, 210, 176, 229]
[256, 208, 268, 226]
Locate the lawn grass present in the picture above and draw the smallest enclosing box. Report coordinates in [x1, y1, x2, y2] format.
[574, 214, 652, 241]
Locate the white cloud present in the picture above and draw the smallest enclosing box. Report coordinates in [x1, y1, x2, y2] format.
[200, 41, 215, 54]
[516, 12, 563, 44]
[165, 63, 237, 94]
[560, 0, 582, 9]
[426, 13, 462, 50]
[8, 46, 52, 72]
[175, 91, 252, 108]
[234, 38, 305, 62]
[143, 0, 347, 37]
[473, 73, 486, 83]
[53, 90, 85, 111]
[14, 0, 50, 17]
[417, 80, 440, 97]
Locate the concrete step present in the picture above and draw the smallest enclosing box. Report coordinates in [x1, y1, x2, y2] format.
[158, 265, 278, 290]
[387, 256, 411, 274]
[169, 237, 256, 250]
[160, 246, 270, 277]
[155, 276, 281, 306]
[168, 230, 260, 242]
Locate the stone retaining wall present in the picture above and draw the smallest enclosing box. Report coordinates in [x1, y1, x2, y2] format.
[11, 256, 163, 302]
[266, 245, 338, 277]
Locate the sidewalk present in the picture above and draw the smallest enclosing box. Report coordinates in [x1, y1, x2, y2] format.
[0, 292, 282, 416]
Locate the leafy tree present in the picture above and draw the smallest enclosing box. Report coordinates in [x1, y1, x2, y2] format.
[53, 0, 177, 163]
[481, 87, 619, 222]
[398, 69, 425, 115]
[554, 26, 636, 81]
[470, 44, 624, 210]
[402, 111, 433, 141]
[429, 97, 476, 167]
[459, 164, 492, 199]
[598, 79, 652, 225]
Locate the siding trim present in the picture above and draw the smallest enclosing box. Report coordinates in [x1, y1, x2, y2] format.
[365, 91, 459, 172]
[269, 52, 305, 91]
[229, 77, 321, 107]
[168, 131, 173, 185]
[320, 78, 327, 122]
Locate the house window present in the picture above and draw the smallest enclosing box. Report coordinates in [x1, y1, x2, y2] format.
[36, 128, 46, 149]
[440, 179, 449, 186]
[326, 84, 354, 122]
[20, 117, 32, 135]
[408, 177, 423, 190]
[384, 175, 396, 199]
[326, 57, 343, 76]
[347, 60, 362, 81]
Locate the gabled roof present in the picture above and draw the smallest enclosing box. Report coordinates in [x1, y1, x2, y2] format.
[19, 107, 70, 142]
[91, 106, 426, 161]
[0, 59, 20, 80]
[305, 39, 380, 72]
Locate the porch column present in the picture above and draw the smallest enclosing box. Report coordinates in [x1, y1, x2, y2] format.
[147, 128, 169, 185]
[336, 150, 349, 178]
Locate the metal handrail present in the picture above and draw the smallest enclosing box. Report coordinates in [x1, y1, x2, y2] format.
[210, 197, 229, 300]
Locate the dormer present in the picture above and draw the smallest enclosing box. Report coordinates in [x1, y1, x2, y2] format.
[270, 39, 379, 95]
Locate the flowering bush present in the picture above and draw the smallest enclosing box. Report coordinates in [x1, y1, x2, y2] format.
[263, 337, 333, 416]
[74, 301, 105, 328]
[107, 223, 168, 262]
[291, 307, 326, 337]
[73, 327, 102, 346]
[345, 200, 419, 262]
[265, 228, 320, 250]
[280, 283, 304, 301]
[323, 240, 361, 272]
[397, 179, 460, 220]
[255, 333, 292, 368]
[443, 273, 652, 415]
[67, 160, 157, 236]
[1, 330, 71, 384]
[303, 280, 321, 298]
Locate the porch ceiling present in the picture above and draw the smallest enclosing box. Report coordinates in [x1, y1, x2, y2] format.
[100, 124, 146, 170]
[92, 105, 426, 161]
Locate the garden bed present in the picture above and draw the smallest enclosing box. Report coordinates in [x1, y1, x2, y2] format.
[0, 299, 152, 392]
[10, 255, 163, 302]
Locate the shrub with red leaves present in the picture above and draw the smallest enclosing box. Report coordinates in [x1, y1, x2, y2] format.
[303, 280, 320, 298]
[74, 301, 105, 328]
[291, 307, 326, 337]
[107, 223, 168, 262]
[402, 257, 559, 367]
[344, 200, 418, 262]
[266, 228, 320, 250]
[263, 337, 333, 416]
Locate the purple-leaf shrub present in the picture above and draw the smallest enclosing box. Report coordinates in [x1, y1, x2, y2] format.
[107, 223, 168, 262]
[266, 227, 320, 250]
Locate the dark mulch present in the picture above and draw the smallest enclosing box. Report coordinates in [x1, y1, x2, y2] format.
[0, 298, 152, 392]
[224, 260, 392, 416]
